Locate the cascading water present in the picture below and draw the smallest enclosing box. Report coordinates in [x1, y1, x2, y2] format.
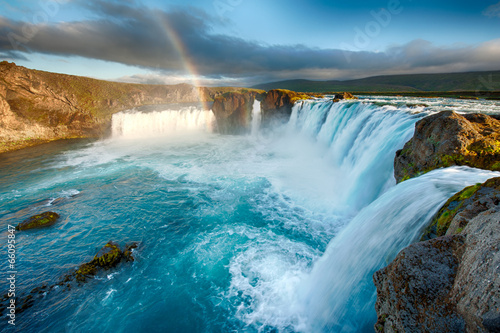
[298, 167, 499, 332]
[111, 105, 215, 138]
[251, 100, 262, 136]
[286, 100, 423, 213]
[2, 97, 500, 333]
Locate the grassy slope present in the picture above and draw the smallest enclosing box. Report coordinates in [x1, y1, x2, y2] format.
[253, 71, 500, 94]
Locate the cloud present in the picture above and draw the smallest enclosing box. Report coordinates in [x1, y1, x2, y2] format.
[1, 1, 500, 86]
[483, 1, 500, 17]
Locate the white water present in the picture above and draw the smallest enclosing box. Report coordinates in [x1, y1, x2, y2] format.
[299, 166, 500, 332]
[111, 106, 215, 138]
[67, 97, 499, 332]
[286, 100, 421, 213]
[251, 100, 262, 136]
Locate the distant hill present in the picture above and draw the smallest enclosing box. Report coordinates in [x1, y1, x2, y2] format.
[253, 71, 500, 93]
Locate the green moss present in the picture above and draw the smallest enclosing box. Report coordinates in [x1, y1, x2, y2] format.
[492, 161, 500, 170]
[16, 212, 60, 231]
[458, 183, 481, 200]
[440, 154, 466, 167]
[435, 207, 460, 236]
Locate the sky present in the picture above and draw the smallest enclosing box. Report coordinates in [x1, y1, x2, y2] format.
[1, 0, 500, 86]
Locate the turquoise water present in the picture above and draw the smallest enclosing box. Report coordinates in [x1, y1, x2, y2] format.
[1, 98, 499, 332]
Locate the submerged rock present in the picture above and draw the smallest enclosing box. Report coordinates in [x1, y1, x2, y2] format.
[16, 211, 60, 231]
[0, 240, 140, 315]
[394, 111, 500, 183]
[374, 177, 500, 333]
[75, 241, 139, 282]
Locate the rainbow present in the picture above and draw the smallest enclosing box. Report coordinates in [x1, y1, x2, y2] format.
[155, 14, 210, 110]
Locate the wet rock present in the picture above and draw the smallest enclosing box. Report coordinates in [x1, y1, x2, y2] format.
[394, 111, 500, 182]
[374, 180, 500, 333]
[15, 211, 60, 231]
[0, 241, 140, 315]
[75, 241, 139, 282]
[421, 177, 500, 240]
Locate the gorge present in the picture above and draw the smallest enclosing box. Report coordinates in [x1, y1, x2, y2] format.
[1, 64, 500, 332]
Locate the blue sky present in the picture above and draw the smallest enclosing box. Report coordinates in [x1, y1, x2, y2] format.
[1, 0, 500, 86]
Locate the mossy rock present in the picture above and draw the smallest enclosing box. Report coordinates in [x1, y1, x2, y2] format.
[394, 112, 500, 183]
[421, 177, 500, 240]
[16, 212, 60, 231]
[74, 241, 139, 282]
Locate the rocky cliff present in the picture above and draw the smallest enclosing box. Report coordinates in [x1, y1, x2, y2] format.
[394, 111, 500, 182]
[0, 62, 249, 153]
[260, 89, 313, 123]
[212, 89, 318, 133]
[374, 177, 500, 332]
[211, 90, 264, 134]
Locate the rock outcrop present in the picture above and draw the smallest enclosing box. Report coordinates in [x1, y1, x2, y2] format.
[374, 177, 500, 333]
[212, 88, 314, 133]
[15, 211, 60, 231]
[261, 89, 312, 123]
[211, 90, 264, 134]
[394, 111, 500, 182]
[333, 92, 358, 102]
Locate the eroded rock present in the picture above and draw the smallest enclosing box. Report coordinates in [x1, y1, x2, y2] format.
[394, 111, 500, 183]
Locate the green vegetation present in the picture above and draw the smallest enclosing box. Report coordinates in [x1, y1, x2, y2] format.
[420, 182, 486, 240]
[253, 71, 500, 98]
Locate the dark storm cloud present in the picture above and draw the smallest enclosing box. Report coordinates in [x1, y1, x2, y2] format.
[1, 1, 500, 82]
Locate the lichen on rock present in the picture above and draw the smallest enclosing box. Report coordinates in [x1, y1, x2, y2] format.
[394, 111, 500, 183]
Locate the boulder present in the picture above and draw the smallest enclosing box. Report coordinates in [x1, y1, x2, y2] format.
[16, 212, 60, 231]
[374, 178, 500, 333]
[394, 111, 500, 183]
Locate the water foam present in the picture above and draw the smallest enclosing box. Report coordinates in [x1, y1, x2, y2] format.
[111, 106, 215, 138]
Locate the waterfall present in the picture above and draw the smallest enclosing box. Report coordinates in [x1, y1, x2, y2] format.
[297, 166, 500, 332]
[251, 100, 262, 136]
[285, 100, 425, 213]
[111, 106, 215, 138]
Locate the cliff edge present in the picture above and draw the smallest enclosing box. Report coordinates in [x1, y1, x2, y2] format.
[0, 62, 250, 153]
